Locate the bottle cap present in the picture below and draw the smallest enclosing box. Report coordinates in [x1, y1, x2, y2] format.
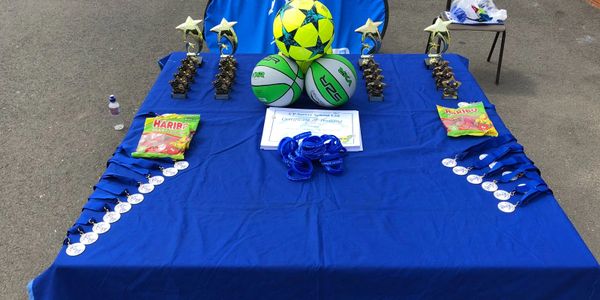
[109, 95, 116, 102]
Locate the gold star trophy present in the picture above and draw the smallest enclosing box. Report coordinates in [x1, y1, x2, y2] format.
[425, 19, 461, 99]
[176, 16, 204, 65]
[424, 18, 452, 69]
[210, 18, 238, 100]
[170, 16, 204, 99]
[355, 19, 385, 101]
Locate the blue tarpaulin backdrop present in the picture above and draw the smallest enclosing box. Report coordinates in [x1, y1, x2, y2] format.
[29, 53, 599, 299]
[203, 0, 388, 54]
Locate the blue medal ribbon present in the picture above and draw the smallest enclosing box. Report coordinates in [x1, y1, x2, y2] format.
[102, 170, 147, 186]
[483, 155, 531, 177]
[83, 198, 119, 212]
[113, 147, 169, 169]
[497, 163, 537, 183]
[94, 177, 134, 196]
[472, 143, 524, 169]
[109, 156, 160, 171]
[107, 158, 154, 177]
[67, 226, 85, 236]
[89, 188, 120, 200]
[516, 181, 551, 207]
[454, 134, 515, 161]
[67, 214, 103, 232]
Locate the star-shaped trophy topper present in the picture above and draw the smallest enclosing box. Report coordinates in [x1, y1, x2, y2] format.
[210, 18, 238, 40]
[355, 18, 383, 41]
[424, 17, 452, 37]
[176, 16, 203, 39]
[355, 18, 383, 56]
[210, 18, 238, 55]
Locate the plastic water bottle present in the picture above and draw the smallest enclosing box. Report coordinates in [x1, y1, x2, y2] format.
[108, 95, 124, 131]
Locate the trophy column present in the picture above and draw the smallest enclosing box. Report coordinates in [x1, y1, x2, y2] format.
[424, 18, 461, 100]
[210, 18, 238, 100]
[171, 16, 204, 99]
[355, 19, 385, 102]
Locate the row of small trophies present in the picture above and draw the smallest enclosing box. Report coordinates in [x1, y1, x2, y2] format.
[432, 61, 461, 99]
[359, 58, 385, 101]
[170, 56, 199, 98]
[424, 18, 461, 99]
[172, 17, 239, 99]
[355, 19, 385, 102]
[213, 55, 237, 99]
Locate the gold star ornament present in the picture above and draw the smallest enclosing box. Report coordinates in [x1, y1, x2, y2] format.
[210, 18, 238, 55]
[210, 18, 237, 36]
[424, 18, 452, 35]
[355, 18, 383, 39]
[176, 16, 203, 37]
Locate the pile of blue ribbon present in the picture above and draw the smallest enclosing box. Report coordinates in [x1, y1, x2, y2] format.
[278, 132, 347, 181]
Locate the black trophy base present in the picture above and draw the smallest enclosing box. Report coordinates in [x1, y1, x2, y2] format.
[442, 94, 458, 100]
[171, 92, 187, 99]
[215, 93, 230, 100]
[369, 95, 384, 102]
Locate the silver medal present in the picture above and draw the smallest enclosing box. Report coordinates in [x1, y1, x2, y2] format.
[138, 183, 154, 194]
[162, 167, 178, 177]
[80, 232, 99, 245]
[498, 201, 516, 213]
[115, 201, 132, 214]
[174, 161, 189, 170]
[488, 161, 497, 169]
[457, 102, 470, 108]
[466, 174, 483, 184]
[66, 243, 86, 256]
[481, 181, 498, 192]
[494, 190, 512, 201]
[441, 158, 457, 168]
[103, 211, 121, 223]
[92, 222, 111, 234]
[452, 166, 469, 176]
[479, 153, 488, 160]
[149, 175, 165, 186]
[127, 193, 144, 204]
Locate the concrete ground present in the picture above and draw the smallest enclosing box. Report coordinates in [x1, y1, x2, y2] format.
[1, 0, 599, 298]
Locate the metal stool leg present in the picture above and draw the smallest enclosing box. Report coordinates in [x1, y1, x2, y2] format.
[487, 32, 500, 62]
[495, 30, 506, 85]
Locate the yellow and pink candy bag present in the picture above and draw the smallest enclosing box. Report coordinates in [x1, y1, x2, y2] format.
[437, 102, 498, 137]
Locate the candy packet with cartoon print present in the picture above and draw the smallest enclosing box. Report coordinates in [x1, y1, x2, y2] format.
[132, 114, 200, 160]
[437, 102, 498, 137]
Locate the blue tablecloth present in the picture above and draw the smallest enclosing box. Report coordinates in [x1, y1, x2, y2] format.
[30, 53, 600, 299]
